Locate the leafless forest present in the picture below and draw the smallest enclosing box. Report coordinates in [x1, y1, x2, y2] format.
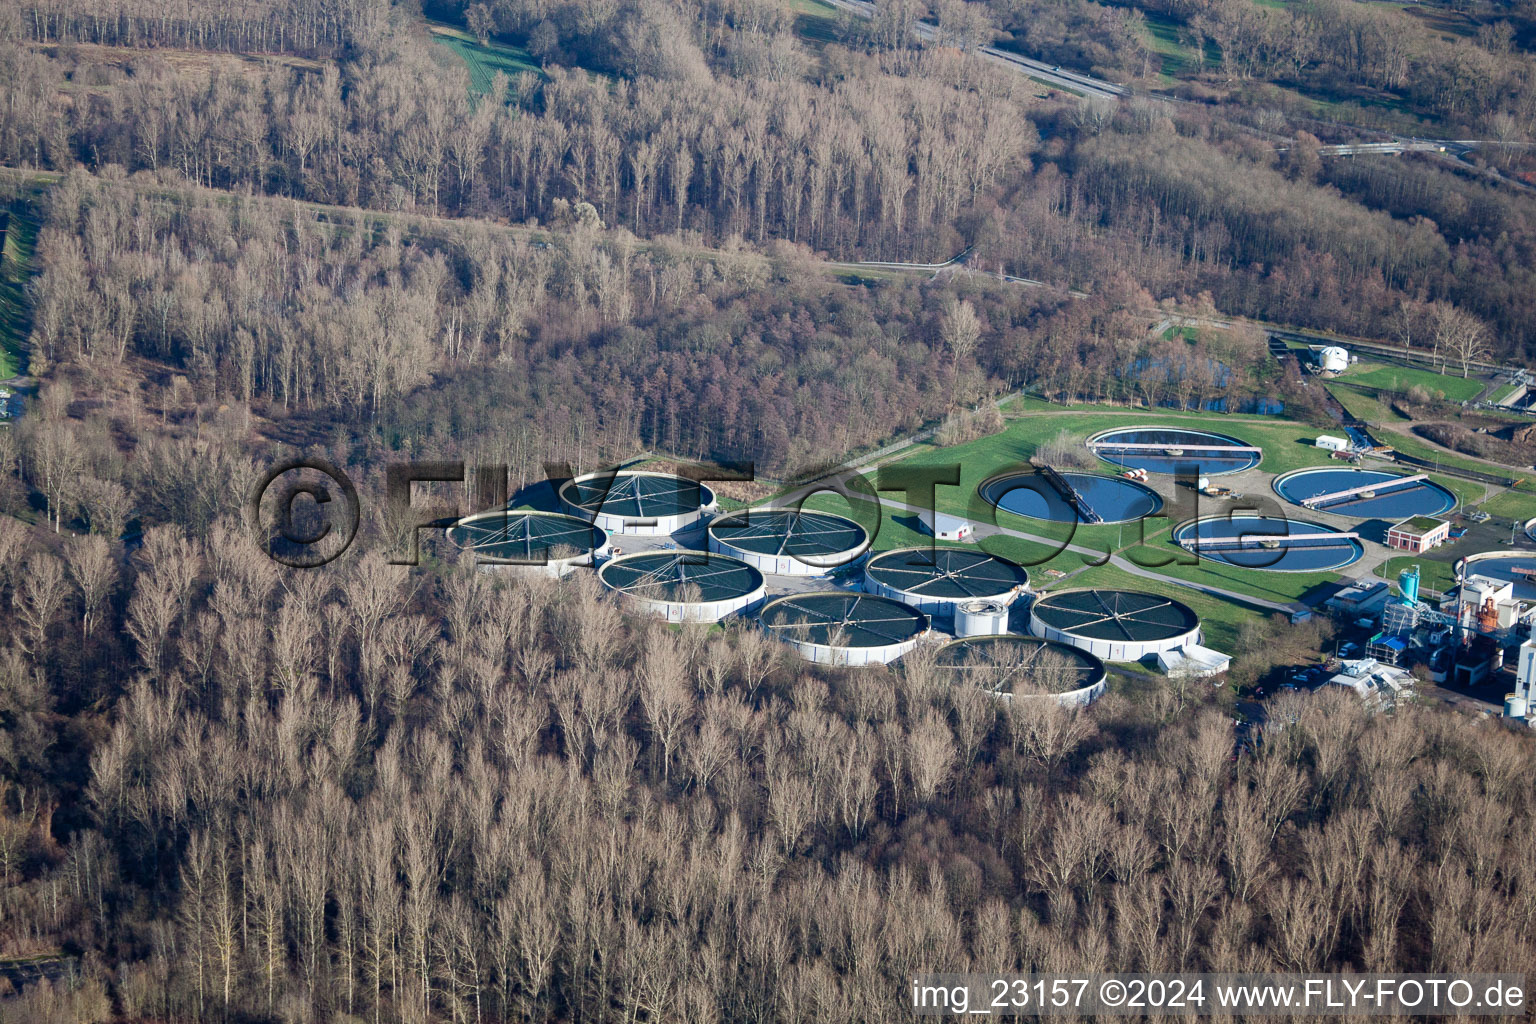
[3, 0, 1536, 354]
[0, 522, 1534, 1022]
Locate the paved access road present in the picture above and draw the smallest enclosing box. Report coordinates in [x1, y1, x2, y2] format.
[818, 0, 1123, 100]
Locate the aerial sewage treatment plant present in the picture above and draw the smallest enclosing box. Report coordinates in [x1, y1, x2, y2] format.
[935, 635, 1107, 705]
[1028, 589, 1203, 662]
[862, 547, 1030, 620]
[443, 446, 1259, 691]
[597, 550, 766, 623]
[1088, 426, 1262, 476]
[1173, 514, 1364, 572]
[1273, 467, 1456, 520]
[758, 592, 931, 666]
[446, 510, 610, 576]
[559, 470, 717, 535]
[979, 468, 1162, 525]
[707, 508, 870, 575]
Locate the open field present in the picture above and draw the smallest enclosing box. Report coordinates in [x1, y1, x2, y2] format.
[30, 41, 323, 89]
[1427, 473, 1488, 509]
[1379, 427, 1536, 488]
[1120, 533, 1341, 605]
[1481, 489, 1536, 524]
[428, 23, 540, 94]
[1339, 360, 1485, 403]
[1324, 381, 1405, 423]
[1374, 554, 1456, 596]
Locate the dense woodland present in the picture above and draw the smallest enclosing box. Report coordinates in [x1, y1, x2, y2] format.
[0, 0, 1532, 356]
[0, 522, 1535, 1022]
[3, 0, 1536, 1018]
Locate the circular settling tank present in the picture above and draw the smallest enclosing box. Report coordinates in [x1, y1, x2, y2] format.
[979, 470, 1162, 525]
[707, 507, 870, 576]
[863, 547, 1029, 619]
[1456, 551, 1536, 603]
[1273, 467, 1455, 520]
[559, 471, 715, 536]
[446, 510, 609, 576]
[1173, 515, 1363, 572]
[1089, 426, 1261, 476]
[935, 635, 1107, 704]
[1029, 588, 1201, 662]
[598, 550, 765, 623]
[759, 592, 929, 666]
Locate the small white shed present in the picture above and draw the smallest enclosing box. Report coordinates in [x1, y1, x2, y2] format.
[923, 511, 974, 542]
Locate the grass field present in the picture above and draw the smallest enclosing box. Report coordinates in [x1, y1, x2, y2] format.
[1138, 10, 1216, 81]
[1324, 382, 1404, 424]
[1374, 555, 1456, 596]
[0, 204, 37, 380]
[1119, 532, 1343, 605]
[786, 0, 841, 44]
[1481, 489, 1536, 524]
[1426, 472, 1488, 509]
[1338, 360, 1485, 403]
[428, 23, 540, 95]
[1490, 382, 1522, 404]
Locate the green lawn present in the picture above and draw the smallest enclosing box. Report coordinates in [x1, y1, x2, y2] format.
[0, 203, 38, 379]
[1338, 360, 1484, 403]
[1121, 536, 1341, 605]
[1490, 382, 1522, 404]
[429, 23, 541, 96]
[1374, 555, 1456, 597]
[1324, 382, 1405, 424]
[1427, 472, 1487, 509]
[1139, 10, 1208, 80]
[1482, 489, 1536, 524]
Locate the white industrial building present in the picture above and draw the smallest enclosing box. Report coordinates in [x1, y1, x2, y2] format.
[923, 511, 974, 542]
[1324, 658, 1415, 707]
[1155, 644, 1232, 679]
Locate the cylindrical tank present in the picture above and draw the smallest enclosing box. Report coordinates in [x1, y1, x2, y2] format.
[1399, 566, 1420, 606]
[955, 600, 1010, 638]
[1505, 693, 1528, 720]
[1320, 346, 1349, 373]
